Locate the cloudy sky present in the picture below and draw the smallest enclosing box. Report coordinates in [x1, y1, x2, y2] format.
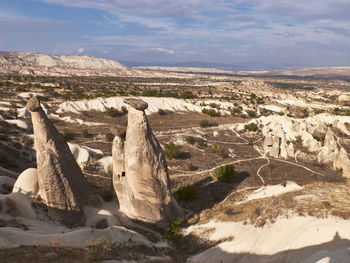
[1, 0, 349, 69]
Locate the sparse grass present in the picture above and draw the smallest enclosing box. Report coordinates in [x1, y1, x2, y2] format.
[176, 185, 196, 201]
[85, 235, 111, 261]
[163, 142, 181, 159]
[214, 165, 235, 183]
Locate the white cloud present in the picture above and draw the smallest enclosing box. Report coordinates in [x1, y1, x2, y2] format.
[78, 47, 84, 53]
[150, 48, 174, 55]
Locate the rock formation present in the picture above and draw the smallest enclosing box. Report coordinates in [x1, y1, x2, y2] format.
[26, 97, 90, 225]
[113, 98, 183, 224]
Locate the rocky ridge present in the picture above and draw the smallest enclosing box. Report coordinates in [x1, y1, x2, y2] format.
[0, 52, 133, 77]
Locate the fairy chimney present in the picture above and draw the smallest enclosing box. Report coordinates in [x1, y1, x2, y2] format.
[113, 98, 183, 224]
[26, 97, 90, 226]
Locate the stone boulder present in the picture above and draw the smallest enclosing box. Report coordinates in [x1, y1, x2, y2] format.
[113, 98, 183, 224]
[12, 168, 38, 196]
[26, 97, 90, 226]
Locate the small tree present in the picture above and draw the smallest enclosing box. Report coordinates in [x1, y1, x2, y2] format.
[214, 165, 235, 183]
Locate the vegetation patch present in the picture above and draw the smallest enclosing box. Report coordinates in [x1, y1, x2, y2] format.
[85, 235, 111, 261]
[164, 218, 183, 241]
[214, 165, 236, 183]
[245, 122, 258, 132]
[202, 108, 220, 117]
[163, 142, 181, 159]
[176, 185, 196, 201]
[199, 120, 218, 128]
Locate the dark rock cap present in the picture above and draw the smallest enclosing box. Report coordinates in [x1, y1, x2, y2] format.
[123, 98, 148, 111]
[26, 97, 41, 112]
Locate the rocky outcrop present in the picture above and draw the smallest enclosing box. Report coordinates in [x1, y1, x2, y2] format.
[318, 129, 338, 164]
[26, 97, 90, 225]
[0, 52, 133, 77]
[113, 98, 183, 224]
[333, 148, 350, 178]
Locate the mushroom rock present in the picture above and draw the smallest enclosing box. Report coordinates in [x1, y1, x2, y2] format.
[26, 97, 90, 226]
[113, 98, 184, 224]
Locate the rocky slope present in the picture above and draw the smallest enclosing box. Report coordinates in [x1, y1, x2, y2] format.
[0, 52, 134, 77]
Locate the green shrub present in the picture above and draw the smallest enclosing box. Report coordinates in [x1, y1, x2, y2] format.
[248, 140, 254, 146]
[195, 137, 207, 148]
[214, 165, 236, 183]
[164, 218, 183, 240]
[209, 103, 220, 109]
[61, 130, 74, 141]
[105, 133, 115, 142]
[246, 110, 257, 118]
[277, 111, 285, 116]
[163, 142, 181, 159]
[180, 90, 196, 99]
[176, 185, 196, 201]
[199, 120, 218, 128]
[250, 93, 257, 99]
[105, 107, 119, 117]
[186, 136, 196, 145]
[202, 108, 220, 117]
[245, 122, 258, 132]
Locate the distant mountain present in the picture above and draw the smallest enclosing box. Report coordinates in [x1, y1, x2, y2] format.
[0, 52, 133, 77]
[121, 60, 261, 71]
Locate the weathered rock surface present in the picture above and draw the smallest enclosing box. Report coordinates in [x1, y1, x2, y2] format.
[333, 148, 350, 178]
[12, 168, 38, 196]
[256, 115, 350, 177]
[0, 51, 132, 77]
[26, 97, 90, 225]
[113, 98, 184, 224]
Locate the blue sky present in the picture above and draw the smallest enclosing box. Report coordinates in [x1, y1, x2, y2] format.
[0, 0, 349, 69]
